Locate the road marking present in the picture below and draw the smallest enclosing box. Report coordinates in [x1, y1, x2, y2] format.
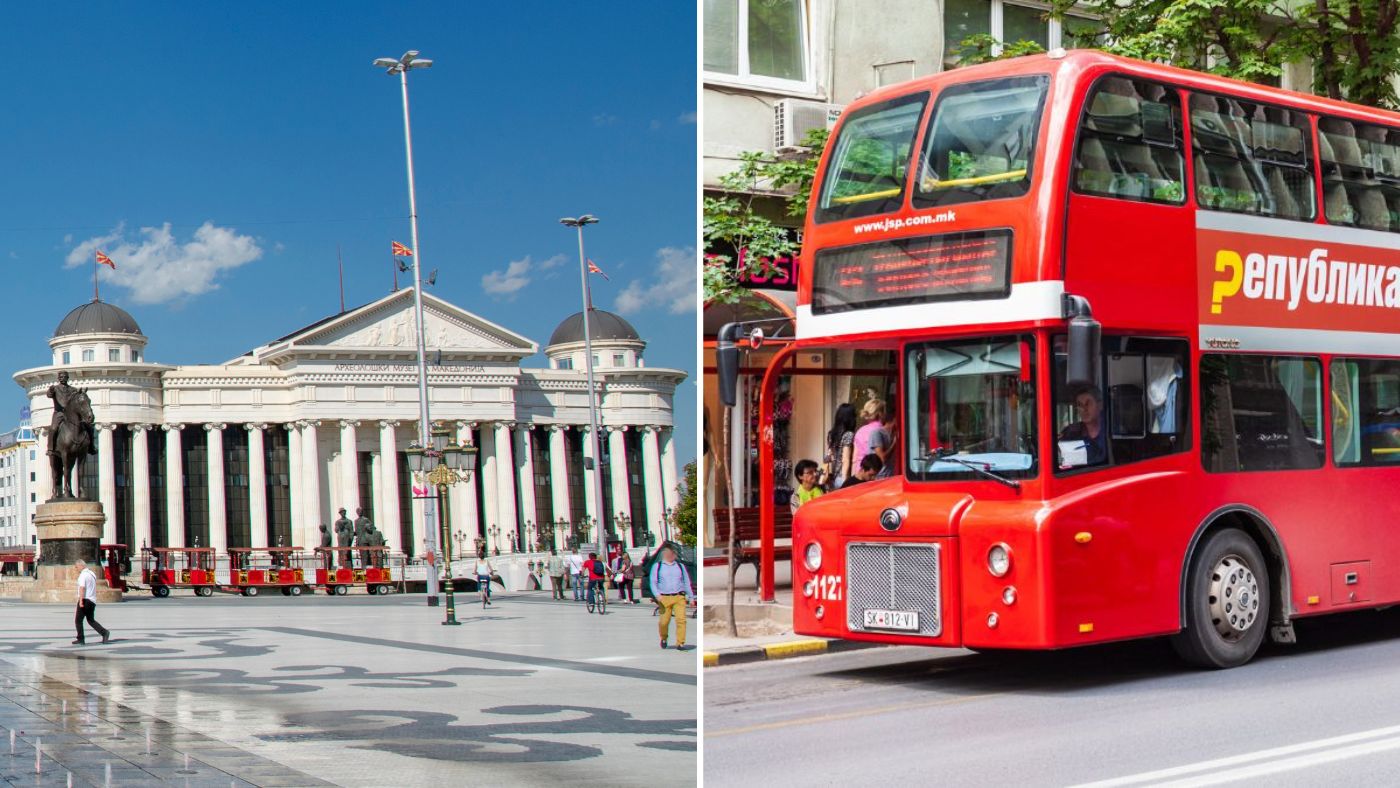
[1075, 722, 1400, 787]
[763, 640, 829, 659]
[706, 693, 1004, 738]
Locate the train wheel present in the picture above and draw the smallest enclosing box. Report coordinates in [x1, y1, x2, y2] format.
[280, 587, 292, 597]
[334, 584, 348, 596]
[244, 586, 259, 598]
[152, 586, 170, 598]
[1172, 528, 1270, 669]
[378, 585, 393, 595]
[289, 585, 304, 597]
[196, 586, 214, 598]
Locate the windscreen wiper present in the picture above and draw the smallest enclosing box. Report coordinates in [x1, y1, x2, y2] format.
[928, 448, 1021, 490]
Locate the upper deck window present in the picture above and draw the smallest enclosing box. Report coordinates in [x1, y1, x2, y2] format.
[1073, 77, 1185, 204]
[814, 93, 928, 224]
[1190, 93, 1315, 220]
[912, 75, 1049, 209]
[1318, 116, 1400, 232]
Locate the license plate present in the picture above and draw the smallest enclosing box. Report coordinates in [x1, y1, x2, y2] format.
[863, 608, 919, 631]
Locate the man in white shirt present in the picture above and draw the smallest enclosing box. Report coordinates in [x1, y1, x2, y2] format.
[73, 559, 110, 645]
[566, 548, 585, 601]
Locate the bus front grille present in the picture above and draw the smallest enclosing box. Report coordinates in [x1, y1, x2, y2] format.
[846, 542, 942, 637]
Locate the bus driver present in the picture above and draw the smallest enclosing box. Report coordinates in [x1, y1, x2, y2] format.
[1059, 387, 1107, 467]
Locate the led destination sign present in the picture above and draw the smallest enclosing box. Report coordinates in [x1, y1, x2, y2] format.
[811, 229, 1012, 315]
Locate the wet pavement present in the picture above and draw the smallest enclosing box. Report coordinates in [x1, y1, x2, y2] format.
[0, 590, 697, 786]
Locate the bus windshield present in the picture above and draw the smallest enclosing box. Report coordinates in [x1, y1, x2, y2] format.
[904, 336, 1038, 480]
[914, 75, 1048, 208]
[815, 93, 928, 223]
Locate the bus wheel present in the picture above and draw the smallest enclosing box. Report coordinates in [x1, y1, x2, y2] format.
[289, 585, 304, 597]
[152, 586, 169, 598]
[196, 586, 214, 598]
[334, 584, 349, 596]
[1172, 528, 1270, 669]
[243, 586, 259, 598]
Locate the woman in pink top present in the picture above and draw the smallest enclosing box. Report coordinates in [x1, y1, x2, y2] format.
[853, 398, 886, 466]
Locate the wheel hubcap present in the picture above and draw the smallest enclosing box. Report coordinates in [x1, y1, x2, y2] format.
[1209, 554, 1261, 642]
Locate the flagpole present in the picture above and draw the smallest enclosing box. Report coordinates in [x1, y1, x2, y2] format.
[93, 252, 99, 302]
[338, 244, 346, 313]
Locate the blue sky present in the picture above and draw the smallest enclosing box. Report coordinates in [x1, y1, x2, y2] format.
[0, 2, 698, 462]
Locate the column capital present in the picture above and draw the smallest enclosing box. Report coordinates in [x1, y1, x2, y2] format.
[380, 420, 402, 430]
[496, 421, 516, 431]
[162, 423, 184, 433]
[129, 423, 151, 434]
[203, 422, 227, 432]
[296, 419, 319, 430]
[95, 423, 118, 433]
[339, 419, 361, 429]
[245, 423, 270, 432]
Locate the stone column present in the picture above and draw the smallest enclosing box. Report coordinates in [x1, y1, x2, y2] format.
[581, 426, 600, 525]
[641, 426, 666, 544]
[548, 426, 571, 548]
[96, 423, 117, 544]
[247, 424, 268, 549]
[301, 421, 322, 550]
[131, 425, 151, 551]
[449, 422, 479, 557]
[607, 427, 631, 542]
[493, 422, 517, 552]
[33, 428, 53, 504]
[287, 423, 302, 547]
[478, 426, 499, 550]
[378, 421, 401, 554]
[205, 423, 226, 552]
[514, 425, 538, 550]
[660, 427, 680, 509]
[339, 420, 359, 520]
[163, 425, 185, 548]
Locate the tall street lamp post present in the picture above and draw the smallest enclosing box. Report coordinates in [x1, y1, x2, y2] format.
[560, 215, 609, 554]
[373, 49, 440, 606]
[406, 426, 478, 626]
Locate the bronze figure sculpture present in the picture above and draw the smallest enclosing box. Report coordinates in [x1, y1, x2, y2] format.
[47, 372, 97, 500]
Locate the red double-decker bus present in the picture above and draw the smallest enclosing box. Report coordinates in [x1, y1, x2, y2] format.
[717, 49, 1400, 668]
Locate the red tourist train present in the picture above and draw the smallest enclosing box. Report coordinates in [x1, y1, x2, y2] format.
[139, 546, 402, 597]
[719, 50, 1400, 667]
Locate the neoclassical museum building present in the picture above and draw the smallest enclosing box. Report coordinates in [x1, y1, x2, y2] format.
[13, 289, 686, 558]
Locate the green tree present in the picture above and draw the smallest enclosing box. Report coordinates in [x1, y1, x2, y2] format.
[673, 460, 698, 547]
[952, 33, 1046, 66]
[702, 127, 827, 303]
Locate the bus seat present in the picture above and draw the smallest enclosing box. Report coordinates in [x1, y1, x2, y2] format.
[1192, 110, 1249, 156]
[1356, 186, 1391, 230]
[1110, 383, 1145, 437]
[1267, 168, 1301, 218]
[1324, 127, 1366, 167]
[1085, 91, 1141, 137]
[1325, 184, 1357, 224]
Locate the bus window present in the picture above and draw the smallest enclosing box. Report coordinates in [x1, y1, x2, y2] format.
[1053, 337, 1188, 471]
[1190, 93, 1314, 220]
[1073, 77, 1184, 204]
[904, 336, 1037, 481]
[1319, 117, 1400, 232]
[815, 92, 928, 223]
[1331, 358, 1400, 466]
[913, 75, 1049, 208]
[1200, 354, 1324, 473]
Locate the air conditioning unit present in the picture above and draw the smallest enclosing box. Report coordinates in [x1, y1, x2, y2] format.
[773, 98, 843, 151]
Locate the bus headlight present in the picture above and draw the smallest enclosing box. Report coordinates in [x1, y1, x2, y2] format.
[804, 542, 822, 572]
[987, 543, 1012, 577]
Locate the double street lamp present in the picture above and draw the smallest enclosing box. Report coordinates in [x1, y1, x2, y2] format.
[560, 215, 610, 554]
[406, 426, 478, 626]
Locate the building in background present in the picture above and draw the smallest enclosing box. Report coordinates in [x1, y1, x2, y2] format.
[0, 411, 38, 548]
[14, 292, 686, 558]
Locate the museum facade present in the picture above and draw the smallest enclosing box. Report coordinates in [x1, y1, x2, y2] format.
[13, 289, 686, 557]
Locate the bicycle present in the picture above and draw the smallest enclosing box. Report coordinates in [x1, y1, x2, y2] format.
[585, 578, 607, 615]
[478, 576, 491, 608]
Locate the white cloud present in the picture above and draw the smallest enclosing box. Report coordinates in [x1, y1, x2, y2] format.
[614, 246, 696, 316]
[592, 112, 619, 126]
[677, 111, 697, 124]
[481, 254, 566, 300]
[65, 222, 262, 305]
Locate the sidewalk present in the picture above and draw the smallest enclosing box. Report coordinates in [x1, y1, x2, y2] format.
[702, 562, 882, 667]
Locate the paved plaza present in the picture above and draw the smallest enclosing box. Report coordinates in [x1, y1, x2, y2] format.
[0, 589, 697, 786]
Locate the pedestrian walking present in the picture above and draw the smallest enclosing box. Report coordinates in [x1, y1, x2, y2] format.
[613, 551, 638, 603]
[547, 548, 567, 600]
[567, 547, 585, 601]
[650, 546, 694, 650]
[72, 559, 109, 645]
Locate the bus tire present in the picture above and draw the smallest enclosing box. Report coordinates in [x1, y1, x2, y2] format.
[334, 584, 348, 596]
[152, 586, 169, 598]
[196, 586, 214, 598]
[289, 585, 304, 597]
[1172, 528, 1269, 669]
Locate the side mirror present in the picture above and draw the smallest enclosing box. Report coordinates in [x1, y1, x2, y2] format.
[716, 322, 741, 407]
[1067, 314, 1101, 390]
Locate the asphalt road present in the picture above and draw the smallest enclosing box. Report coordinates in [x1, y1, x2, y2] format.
[704, 608, 1400, 786]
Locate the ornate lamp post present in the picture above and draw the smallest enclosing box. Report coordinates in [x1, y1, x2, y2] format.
[406, 425, 478, 626]
[662, 506, 676, 545]
[616, 513, 631, 548]
[487, 524, 501, 555]
[555, 517, 569, 551]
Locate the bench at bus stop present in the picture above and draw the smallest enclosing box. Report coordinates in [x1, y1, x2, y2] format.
[705, 507, 793, 588]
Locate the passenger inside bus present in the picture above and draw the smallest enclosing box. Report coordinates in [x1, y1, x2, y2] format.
[1058, 387, 1107, 467]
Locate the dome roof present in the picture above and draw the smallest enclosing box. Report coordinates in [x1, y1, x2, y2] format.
[54, 301, 143, 338]
[547, 309, 640, 347]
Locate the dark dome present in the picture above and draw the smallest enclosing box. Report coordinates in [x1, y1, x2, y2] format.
[54, 301, 143, 338]
[548, 309, 640, 346]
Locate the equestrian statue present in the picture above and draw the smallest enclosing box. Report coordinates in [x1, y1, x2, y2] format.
[47, 371, 97, 500]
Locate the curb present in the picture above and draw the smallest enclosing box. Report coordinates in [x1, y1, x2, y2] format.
[703, 638, 882, 667]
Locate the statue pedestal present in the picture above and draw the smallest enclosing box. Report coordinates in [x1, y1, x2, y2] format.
[20, 500, 121, 604]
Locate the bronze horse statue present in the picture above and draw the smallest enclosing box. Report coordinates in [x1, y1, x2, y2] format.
[50, 387, 94, 499]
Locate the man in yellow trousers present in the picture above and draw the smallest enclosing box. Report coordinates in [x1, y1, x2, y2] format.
[649, 545, 695, 651]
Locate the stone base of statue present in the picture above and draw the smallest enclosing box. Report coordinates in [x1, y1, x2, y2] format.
[20, 500, 121, 604]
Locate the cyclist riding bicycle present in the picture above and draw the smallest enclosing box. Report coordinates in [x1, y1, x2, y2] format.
[474, 553, 494, 607]
[584, 552, 608, 609]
